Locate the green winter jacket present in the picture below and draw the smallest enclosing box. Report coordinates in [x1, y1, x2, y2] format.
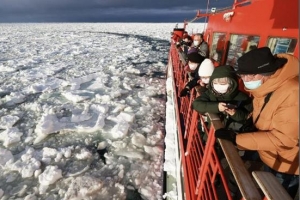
[192, 65, 252, 125]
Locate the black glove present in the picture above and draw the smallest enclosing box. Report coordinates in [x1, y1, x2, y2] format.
[180, 88, 190, 97]
[215, 128, 237, 145]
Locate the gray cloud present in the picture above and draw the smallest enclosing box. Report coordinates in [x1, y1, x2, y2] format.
[0, 0, 232, 22]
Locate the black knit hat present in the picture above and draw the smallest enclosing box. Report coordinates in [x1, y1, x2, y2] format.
[236, 47, 287, 74]
[187, 52, 205, 64]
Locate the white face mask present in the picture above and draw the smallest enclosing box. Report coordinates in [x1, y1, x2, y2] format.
[244, 80, 262, 90]
[193, 41, 200, 46]
[201, 78, 210, 84]
[189, 63, 198, 70]
[213, 84, 229, 94]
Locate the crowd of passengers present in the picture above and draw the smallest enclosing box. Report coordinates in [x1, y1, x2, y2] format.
[174, 32, 299, 199]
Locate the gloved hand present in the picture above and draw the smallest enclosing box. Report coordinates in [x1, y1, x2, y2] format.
[215, 128, 237, 145]
[180, 88, 190, 97]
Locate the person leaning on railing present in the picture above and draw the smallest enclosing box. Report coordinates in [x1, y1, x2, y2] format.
[180, 58, 215, 97]
[190, 61, 255, 200]
[191, 65, 253, 134]
[214, 47, 299, 198]
[179, 49, 205, 97]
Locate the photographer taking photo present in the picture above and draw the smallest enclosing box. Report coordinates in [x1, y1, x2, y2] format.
[215, 47, 299, 198]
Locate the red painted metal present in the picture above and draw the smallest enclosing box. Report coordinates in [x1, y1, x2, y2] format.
[204, 0, 299, 59]
[169, 44, 234, 199]
[169, 0, 298, 199]
[169, 44, 192, 200]
[172, 28, 185, 44]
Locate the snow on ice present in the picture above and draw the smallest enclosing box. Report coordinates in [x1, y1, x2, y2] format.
[0, 23, 203, 199]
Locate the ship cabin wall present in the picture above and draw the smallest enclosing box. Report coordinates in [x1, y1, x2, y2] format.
[203, 0, 299, 67]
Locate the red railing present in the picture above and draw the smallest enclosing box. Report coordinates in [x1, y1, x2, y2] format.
[167, 42, 293, 200]
[169, 43, 237, 200]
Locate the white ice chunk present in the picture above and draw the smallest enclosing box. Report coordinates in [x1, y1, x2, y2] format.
[131, 133, 146, 148]
[35, 111, 62, 135]
[86, 79, 106, 90]
[94, 113, 106, 128]
[38, 165, 62, 186]
[62, 90, 94, 103]
[64, 176, 103, 198]
[111, 105, 126, 114]
[76, 112, 106, 133]
[0, 127, 23, 147]
[68, 73, 100, 90]
[116, 112, 135, 123]
[90, 104, 109, 114]
[75, 148, 92, 160]
[144, 145, 163, 155]
[0, 63, 14, 72]
[111, 120, 130, 139]
[0, 148, 14, 166]
[10, 157, 41, 178]
[4, 92, 26, 106]
[34, 169, 42, 178]
[163, 183, 178, 200]
[55, 152, 63, 162]
[62, 148, 72, 158]
[97, 141, 107, 150]
[42, 147, 58, 158]
[71, 103, 92, 123]
[34, 110, 63, 144]
[140, 186, 155, 199]
[122, 82, 132, 90]
[118, 169, 124, 178]
[28, 77, 65, 93]
[0, 115, 20, 129]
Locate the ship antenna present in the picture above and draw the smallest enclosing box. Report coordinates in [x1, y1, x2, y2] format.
[203, 0, 210, 32]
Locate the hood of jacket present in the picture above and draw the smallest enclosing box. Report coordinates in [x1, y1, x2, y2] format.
[208, 65, 240, 99]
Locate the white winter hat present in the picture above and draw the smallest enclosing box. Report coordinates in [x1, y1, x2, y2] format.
[198, 59, 214, 76]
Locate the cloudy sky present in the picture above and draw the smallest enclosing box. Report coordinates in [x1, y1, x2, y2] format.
[0, 0, 232, 23]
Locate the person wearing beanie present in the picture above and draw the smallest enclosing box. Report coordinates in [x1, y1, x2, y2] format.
[180, 51, 205, 97]
[184, 50, 205, 77]
[197, 59, 215, 93]
[187, 51, 205, 66]
[214, 47, 299, 198]
[198, 58, 215, 86]
[181, 58, 215, 97]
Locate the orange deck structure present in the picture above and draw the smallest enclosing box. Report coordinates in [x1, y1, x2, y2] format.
[167, 0, 298, 199]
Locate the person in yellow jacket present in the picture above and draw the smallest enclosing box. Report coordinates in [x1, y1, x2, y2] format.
[215, 47, 299, 198]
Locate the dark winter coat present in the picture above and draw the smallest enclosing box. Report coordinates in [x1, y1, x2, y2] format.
[192, 65, 253, 125]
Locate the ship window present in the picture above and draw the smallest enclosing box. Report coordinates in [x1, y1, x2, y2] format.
[267, 37, 297, 55]
[226, 34, 260, 70]
[210, 32, 226, 64]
